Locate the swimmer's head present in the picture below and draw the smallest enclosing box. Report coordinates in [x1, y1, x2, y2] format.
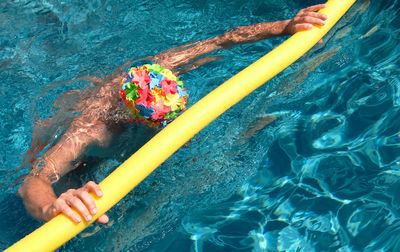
[119, 64, 188, 128]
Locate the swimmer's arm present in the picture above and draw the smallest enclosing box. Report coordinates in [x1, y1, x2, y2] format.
[154, 4, 327, 70]
[216, 4, 328, 47]
[18, 152, 90, 222]
[19, 130, 87, 221]
[19, 119, 110, 223]
[19, 175, 107, 223]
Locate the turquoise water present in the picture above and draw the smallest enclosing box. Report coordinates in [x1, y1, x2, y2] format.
[1, 0, 399, 251]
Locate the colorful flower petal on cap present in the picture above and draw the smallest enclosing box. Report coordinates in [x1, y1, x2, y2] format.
[133, 71, 151, 89]
[150, 100, 171, 120]
[177, 86, 188, 97]
[164, 110, 179, 120]
[137, 65, 147, 72]
[129, 67, 137, 74]
[179, 99, 187, 110]
[157, 73, 165, 82]
[146, 64, 165, 74]
[149, 71, 157, 79]
[119, 89, 126, 100]
[135, 104, 155, 119]
[122, 82, 127, 90]
[136, 86, 150, 106]
[151, 87, 164, 103]
[161, 69, 177, 81]
[149, 72, 162, 90]
[146, 91, 156, 104]
[164, 93, 183, 111]
[127, 70, 135, 83]
[125, 83, 140, 101]
[161, 79, 177, 95]
[131, 105, 140, 115]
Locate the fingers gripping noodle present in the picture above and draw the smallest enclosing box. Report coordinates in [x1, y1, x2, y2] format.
[6, 0, 357, 251]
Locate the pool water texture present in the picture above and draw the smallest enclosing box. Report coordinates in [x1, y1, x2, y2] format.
[1, 0, 400, 251]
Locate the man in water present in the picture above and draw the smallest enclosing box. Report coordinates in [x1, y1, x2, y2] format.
[18, 4, 328, 224]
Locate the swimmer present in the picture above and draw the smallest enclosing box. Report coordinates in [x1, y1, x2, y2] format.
[18, 4, 328, 224]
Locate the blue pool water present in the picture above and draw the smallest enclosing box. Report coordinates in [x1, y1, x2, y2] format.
[1, 0, 399, 251]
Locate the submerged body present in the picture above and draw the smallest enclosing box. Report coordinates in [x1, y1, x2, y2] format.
[18, 4, 328, 224]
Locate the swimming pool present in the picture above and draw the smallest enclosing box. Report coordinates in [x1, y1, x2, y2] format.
[1, 0, 399, 251]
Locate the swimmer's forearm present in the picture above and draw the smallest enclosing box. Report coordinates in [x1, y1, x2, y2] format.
[216, 3, 329, 47]
[153, 21, 290, 70]
[216, 20, 290, 48]
[154, 5, 327, 70]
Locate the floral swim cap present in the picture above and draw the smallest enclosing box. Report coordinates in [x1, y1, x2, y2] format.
[119, 64, 188, 127]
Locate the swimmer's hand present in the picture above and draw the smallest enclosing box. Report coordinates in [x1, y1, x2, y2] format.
[43, 181, 109, 224]
[284, 4, 328, 44]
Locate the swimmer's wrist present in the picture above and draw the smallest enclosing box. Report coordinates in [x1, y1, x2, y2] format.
[280, 20, 292, 36]
[41, 203, 55, 221]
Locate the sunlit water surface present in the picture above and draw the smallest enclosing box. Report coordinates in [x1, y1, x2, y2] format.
[0, 0, 399, 251]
